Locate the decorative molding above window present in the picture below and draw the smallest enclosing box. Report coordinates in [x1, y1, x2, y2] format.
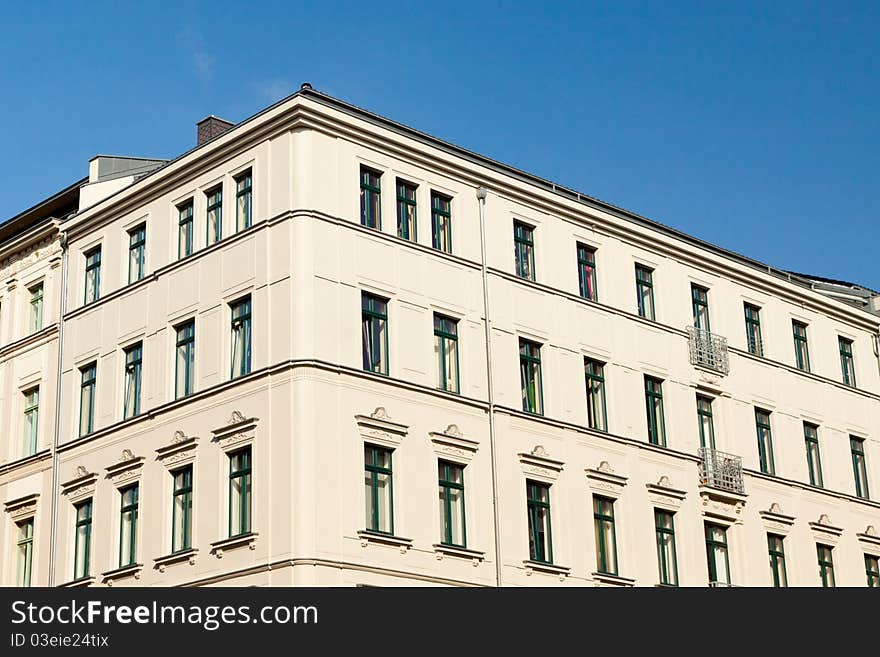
[857, 525, 880, 556]
[156, 430, 198, 470]
[698, 485, 746, 526]
[585, 461, 627, 499]
[210, 532, 259, 559]
[61, 466, 98, 503]
[808, 514, 844, 546]
[518, 445, 563, 483]
[759, 503, 796, 535]
[591, 571, 636, 587]
[154, 548, 198, 572]
[433, 543, 485, 566]
[101, 563, 143, 586]
[429, 424, 479, 463]
[4, 493, 39, 521]
[105, 449, 145, 488]
[211, 409, 258, 452]
[356, 530, 413, 553]
[355, 407, 408, 449]
[645, 476, 686, 510]
[523, 560, 570, 581]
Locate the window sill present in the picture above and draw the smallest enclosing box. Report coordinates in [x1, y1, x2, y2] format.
[59, 576, 96, 588]
[153, 548, 198, 572]
[433, 543, 485, 566]
[210, 532, 258, 559]
[101, 563, 143, 586]
[356, 530, 413, 553]
[523, 560, 571, 581]
[591, 571, 635, 587]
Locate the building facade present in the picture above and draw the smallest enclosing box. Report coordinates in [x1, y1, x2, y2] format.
[2, 85, 879, 587]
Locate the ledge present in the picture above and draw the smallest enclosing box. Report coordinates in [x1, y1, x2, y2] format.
[153, 548, 198, 572]
[210, 532, 258, 558]
[433, 543, 485, 566]
[101, 563, 143, 586]
[523, 560, 571, 581]
[591, 571, 636, 587]
[356, 530, 413, 553]
[58, 576, 95, 588]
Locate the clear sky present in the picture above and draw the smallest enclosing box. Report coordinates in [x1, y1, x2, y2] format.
[1, 1, 877, 288]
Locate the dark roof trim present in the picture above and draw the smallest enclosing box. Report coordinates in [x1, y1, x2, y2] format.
[788, 271, 879, 296]
[0, 177, 86, 247]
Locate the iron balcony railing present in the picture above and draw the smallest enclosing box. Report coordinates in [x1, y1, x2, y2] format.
[687, 325, 729, 374]
[699, 447, 745, 495]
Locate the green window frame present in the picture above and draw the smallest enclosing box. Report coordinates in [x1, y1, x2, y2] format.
[691, 284, 710, 331]
[206, 186, 223, 245]
[519, 339, 544, 415]
[235, 169, 253, 232]
[655, 509, 678, 586]
[175, 320, 195, 399]
[584, 358, 607, 432]
[231, 297, 252, 379]
[395, 179, 417, 241]
[433, 314, 459, 393]
[526, 480, 552, 564]
[431, 191, 452, 253]
[744, 303, 763, 356]
[119, 484, 138, 567]
[804, 423, 823, 488]
[178, 200, 194, 259]
[768, 534, 787, 587]
[123, 342, 142, 419]
[696, 395, 715, 450]
[866, 554, 880, 588]
[593, 496, 618, 575]
[229, 447, 252, 537]
[817, 544, 835, 587]
[851, 436, 870, 499]
[438, 460, 466, 547]
[79, 363, 96, 437]
[84, 247, 101, 304]
[755, 408, 775, 475]
[705, 522, 730, 586]
[128, 224, 146, 283]
[73, 499, 92, 580]
[360, 166, 382, 229]
[172, 466, 193, 553]
[28, 283, 43, 333]
[514, 221, 536, 280]
[361, 293, 389, 375]
[839, 337, 856, 387]
[792, 321, 810, 372]
[644, 376, 666, 446]
[577, 243, 597, 301]
[16, 518, 34, 587]
[22, 387, 39, 457]
[364, 445, 393, 534]
[635, 264, 655, 320]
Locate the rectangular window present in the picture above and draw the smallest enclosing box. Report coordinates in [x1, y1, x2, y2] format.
[22, 387, 39, 456]
[644, 376, 666, 446]
[514, 221, 535, 281]
[584, 358, 607, 432]
[172, 466, 193, 552]
[705, 523, 730, 586]
[696, 395, 715, 450]
[593, 496, 618, 575]
[792, 321, 810, 372]
[16, 519, 33, 587]
[364, 445, 393, 534]
[28, 283, 43, 333]
[73, 499, 92, 580]
[84, 247, 101, 304]
[577, 243, 597, 301]
[431, 191, 452, 253]
[768, 534, 787, 587]
[229, 447, 252, 537]
[804, 423, 823, 487]
[119, 484, 138, 567]
[839, 337, 856, 387]
[235, 170, 252, 232]
[361, 293, 388, 375]
[360, 167, 382, 229]
[178, 200, 194, 259]
[635, 265, 655, 320]
[123, 343, 142, 419]
[655, 509, 678, 586]
[526, 480, 552, 563]
[438, 461, 466, 547]
[395, 180, 417, 241]
[744, 303, 763, 356]
[817, 544, 835, 587]
[128, 224, 146, 283]
[433, 314, 459, 393]
[175, 321, 195, 399]
[755, 408, 775, 475]
[519, 339, 543, 415]
[851, 436, 870, 499]
[231, 297, 252, 379]
[691, 284, 710, 331]
[206, 186, 223, 245]
[79, 363, 96, 436]
[866, 554, 880, 588]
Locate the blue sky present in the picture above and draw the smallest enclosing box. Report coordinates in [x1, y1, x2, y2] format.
[1, 1, 877, 288]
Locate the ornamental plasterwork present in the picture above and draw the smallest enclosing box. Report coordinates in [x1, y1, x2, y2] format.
[809, 514, 844, 546]
[105, 449, 145, 488]
[857, 525, 880, 556]
[211, 409, 258, 452]
[758, 502, 796, 535]
[518, 445, 564, 483]
[698, 486, 746, 526]
[429, 424, 479, 463]
[355, 407, 408, 449]
[156, 430, 198, 469]
[4, 493, 39, 521]
[645, 476, 687, 510]
[0, 236, 60, 280]
[585, 461, 627, 499]
[61, 466, 99, 503]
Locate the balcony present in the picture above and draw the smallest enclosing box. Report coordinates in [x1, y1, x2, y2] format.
[699, 447, 744, 495]
[687, 326, 729, 375]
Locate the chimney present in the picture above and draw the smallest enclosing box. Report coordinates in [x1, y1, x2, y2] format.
[196, 115, 234, 146]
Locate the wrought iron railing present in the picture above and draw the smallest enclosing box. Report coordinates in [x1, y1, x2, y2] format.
[687, 326, 729, 374]
[699, 447, 744, 495]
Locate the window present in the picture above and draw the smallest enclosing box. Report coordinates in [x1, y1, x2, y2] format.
[22, 387, 39, 456]
[123, 343, 142, 419]
[119, 484, 138, 567]
[526, 481, 552, 563]
[172, 466, 193, 552]
[79, 363, 96, 436]
[792, 321, 810, 372]
[229, 447, 252, 537]
[851, 436, 870, 499]
[28, 283, 43, 333]
[514, 221, 535, 280]
[804, 423, 823, 487]
[231, 297, 252, 378]
[755, 409, 775, 475]
[128, 224, 146, 283]
[635, 265, 655, 320]
[206, 186, 223, 245]
[431, 191, 452, 253]
[655, 510, 678, 586]
[361, 293, 388, 375]
[593, 496, 618, 575]
[644, 376, 666, 446]
[16, 519, 33, 587]
[744, 303, 763, 356]
[866, 554, 880, 588]
[577, 244, 597, 301]
[73, 499, 92, 580]
[696, 395, 715, 450]
[584, 358, 607, 432]
[767, 534, 787, 587]
[433, 314, 459, 393]
[364, 445, 393, 534]
[395, 180, 417, 241]
[438, 461, 466, 547]
[84, 247, 101, 304]
[178, 200, 194, 258]
[691, 284, 710, 331]
[519, 339, 543, 415]
[360, 167, 381, 229]
[704, 523, 730, 586]
[235, 170, 252, 232]
[175, 321, 195, 398]
[817, 544, 835, 587]
[839, 337, 856, 387]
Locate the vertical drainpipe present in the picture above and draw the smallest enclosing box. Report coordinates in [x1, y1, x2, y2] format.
[477, 186, 503, 587]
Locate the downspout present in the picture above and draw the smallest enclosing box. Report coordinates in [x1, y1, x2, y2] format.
[477, 187, 503, 587]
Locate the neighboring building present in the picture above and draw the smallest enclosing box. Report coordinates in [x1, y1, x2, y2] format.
[2, 85, 879, 588]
